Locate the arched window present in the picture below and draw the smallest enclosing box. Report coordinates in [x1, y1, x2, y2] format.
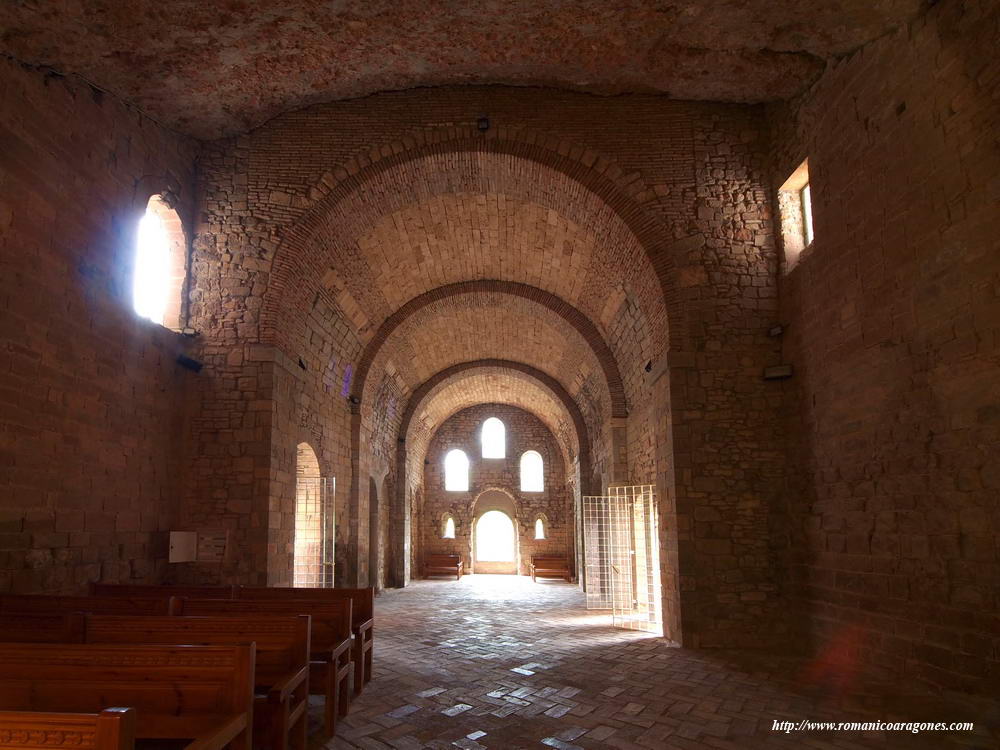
[133, 194, 185, 330]
[520, 450, 544, 492]
[443, 516, 456, 539]
[293, 443, 323, 588]
[535, 518, 546, 540]
[481, 417, 505, 458]
[476, 511, 516, 562]
[444, 449, 469, 491]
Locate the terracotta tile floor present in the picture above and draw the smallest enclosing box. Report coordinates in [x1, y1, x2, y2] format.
[318, 575, 998, 749]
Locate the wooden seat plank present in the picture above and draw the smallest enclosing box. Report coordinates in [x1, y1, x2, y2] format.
[0, 595, 177, 616]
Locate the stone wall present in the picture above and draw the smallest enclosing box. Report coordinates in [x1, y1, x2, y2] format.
[0, 58, 197, 592]
[770, 0, 1000, 692]
[420, 404, 572, 576]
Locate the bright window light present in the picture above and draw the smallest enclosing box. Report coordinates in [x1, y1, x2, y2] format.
[133, 208, 170, 323]
[476, 510, 515, 562]
[481, 417, 506, 458]
[444, 449, 469, 491]
[801, 183, 814, 245]
[534, 518, 545, 540]
[520, 450, 544, 492]
[443, 516, 456, 539]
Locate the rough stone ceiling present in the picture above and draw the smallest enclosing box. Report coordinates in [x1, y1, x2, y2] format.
[1, 0, 922, 138]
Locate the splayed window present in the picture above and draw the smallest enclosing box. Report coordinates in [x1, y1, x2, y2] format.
[133, 194, 185, 329]
[520, 450, 544, 492]
[534, 518, 545, 540]
[777, 159, 814, 271]
[443, 516, 456, 539]
[476, 510, 516, 562]
[481, 417, 505, 458]
[444, 449, 469, 492]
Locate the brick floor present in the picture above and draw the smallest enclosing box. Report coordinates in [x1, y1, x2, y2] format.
[317, 576, 997, 749]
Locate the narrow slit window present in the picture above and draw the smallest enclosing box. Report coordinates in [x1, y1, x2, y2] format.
[777, 159, 813, 271]
[443, 516, 456, 539]
[534, 518, 545, 540]
[520, 450, 544, 492]
[801, 183, 814, 245]
[444, 449, 469, 492]
[481, 418, 505, 458]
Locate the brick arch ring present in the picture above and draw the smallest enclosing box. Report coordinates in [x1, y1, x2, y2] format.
[353, 280, 628, 419]
[262, 129, 685, 357]
[397, 358, 593, 493]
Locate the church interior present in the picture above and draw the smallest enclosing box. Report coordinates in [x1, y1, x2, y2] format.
[0, 1, 997, 748]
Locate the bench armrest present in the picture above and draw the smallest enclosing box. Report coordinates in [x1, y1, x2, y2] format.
[330, 636, 353, 661]
[266, 665, 309, 703]
[353, 618, 374, 640]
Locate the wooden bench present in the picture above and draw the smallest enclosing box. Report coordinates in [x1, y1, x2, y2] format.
[423, 554, 463, 580]
[238, 587, 374, 697]
[84, 614, 309, 750]
[0, 707, 136, 750]
[83, 584, 373, 699]
[0, 642, 254, 750]
[0, 612, 85, 643]
[530, 556, 572, 582]
[177, 598, 353, 738]
[90, 582, 238, 599]
[0, 594, 178, 616]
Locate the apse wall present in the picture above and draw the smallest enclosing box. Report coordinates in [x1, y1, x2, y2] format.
[0, 58, 198, 592]
[771, 0, 999, 692]
[419, 405, 572, 576]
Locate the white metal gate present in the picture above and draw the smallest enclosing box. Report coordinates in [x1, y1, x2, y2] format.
[293, 476, 336, 588]
[583, 485, 662, 634]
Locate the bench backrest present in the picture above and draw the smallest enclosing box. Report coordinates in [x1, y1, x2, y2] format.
[90, 583, 237, 599]
[0, 707, 135, 750]
[177, 599, 350, 658]
[0, 642, 254, 718]
[0, 595, 176, 616]
[426, 554, 461, 566]
[0, 612, 85, 643]
[238, 586, 373, 625]
[532, 556, 570, 567]
[84, 614, 309, 687]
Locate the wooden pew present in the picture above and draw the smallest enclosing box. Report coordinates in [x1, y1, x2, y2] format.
[0, 612, 85, 643]
[238, 587, 374, 697]
[423, 554, 463, 580]
[530, 556, 573, 582]
[0, 594, 177, 616]
[84, 614, 309, 750]
[0, 707, 136, 750]
[0, 642, 254, 750]
[90, 582, 238, 599]
[177, 598, 352, 739]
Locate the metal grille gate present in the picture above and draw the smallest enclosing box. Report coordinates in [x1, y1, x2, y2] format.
[293, 477, 336, 588]
[583, 485, 662, 634]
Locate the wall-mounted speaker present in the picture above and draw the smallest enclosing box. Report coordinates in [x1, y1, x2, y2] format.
[176, 354, 203, 373]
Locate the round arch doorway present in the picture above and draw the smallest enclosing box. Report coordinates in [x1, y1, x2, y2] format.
[471, 489, 520, 575]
